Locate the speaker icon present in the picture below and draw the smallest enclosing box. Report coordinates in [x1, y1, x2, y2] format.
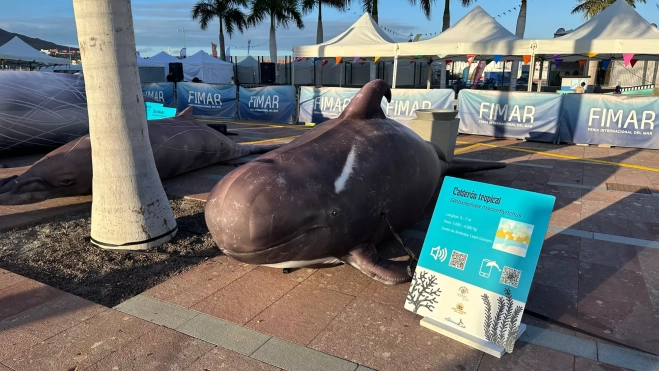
[430, 246, 448, 262]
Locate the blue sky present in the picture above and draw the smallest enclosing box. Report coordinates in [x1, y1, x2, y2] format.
[1, 0, 657, 58]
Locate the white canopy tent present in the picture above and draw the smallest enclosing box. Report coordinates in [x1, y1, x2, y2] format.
[533, 0, 659, 60]
[0, 37, 70, 66]
[144, 51, 180, 76]
[181, 50, 234, 83]
[236, 55, 259, 83]
[293, 12, 397, 59]
[397, 6, 532, 60]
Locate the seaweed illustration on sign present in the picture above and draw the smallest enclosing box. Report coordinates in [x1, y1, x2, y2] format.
[406, 270, 441, 313]
[481, 288, 524, 353]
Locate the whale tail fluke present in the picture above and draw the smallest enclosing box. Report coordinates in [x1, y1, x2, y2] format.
[338, 79, 391, 120]
[447, 159, 507, 175]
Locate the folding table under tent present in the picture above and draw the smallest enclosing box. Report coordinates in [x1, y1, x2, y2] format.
[292, 12, 399, 87]
[181, 50, 234, 84]
[396, 6, 534, 89]
[0, 37, 70, 68]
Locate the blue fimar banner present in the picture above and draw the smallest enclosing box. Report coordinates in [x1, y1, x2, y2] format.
[298, 87, 455, 126]
[457, 90, 562, 143]
[405, 177, 555, 354]
[560, 94, 659, 149]
[298, 87, 359, 124]
[177, 82, 237, 119]
[239, 86, 296, 124]
[141, 82, 175, 107]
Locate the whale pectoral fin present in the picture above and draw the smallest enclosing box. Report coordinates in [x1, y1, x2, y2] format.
[341, 243, 412, 285]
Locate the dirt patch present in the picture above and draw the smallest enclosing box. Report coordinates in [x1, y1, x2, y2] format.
[0, 198, 219, 307]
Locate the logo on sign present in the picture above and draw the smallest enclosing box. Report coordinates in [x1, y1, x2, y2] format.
[452, 303, 466, 315]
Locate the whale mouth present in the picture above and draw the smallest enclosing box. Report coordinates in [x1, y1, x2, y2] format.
[221, 225, 330, 264]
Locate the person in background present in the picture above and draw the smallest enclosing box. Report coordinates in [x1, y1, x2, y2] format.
[230, 76, 235, 85]
[613, 85, 622, 94]
[166, 71, 174, 82]
[192, 77, 203, 83]
[575, 82, 586, 94]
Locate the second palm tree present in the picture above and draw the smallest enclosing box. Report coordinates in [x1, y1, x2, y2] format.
[248, 0, 305, 67]
[191, 0, 249, 61]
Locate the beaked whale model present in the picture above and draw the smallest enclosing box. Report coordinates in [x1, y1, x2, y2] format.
[204, 79, 507, 284]
[0, 108, 280, 205]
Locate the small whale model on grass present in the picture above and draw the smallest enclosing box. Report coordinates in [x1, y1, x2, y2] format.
[204, 79, 507, 284]
[0, 108, 281, 205]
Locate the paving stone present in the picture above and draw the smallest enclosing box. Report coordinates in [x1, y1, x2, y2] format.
[355, 366, 377, 371]
[3, 309, 157, 371]
[85, 326, 214, 371]
[579, 239, 641, 272]
[191, 267, 299, 325]
[177, 312, 271, 356]
[598, 342, 659, 371]
[574, 357, 629, 371]
[637, 247, 659, 312]
[526, 283, 579, 328]
[580, 215, 632, 237]
[186, 346, 281, 370]
[246, 283, 354, 345]
[519, 324, 597, 360]
[304, 264, 373, 296]
[477, 342, 574, 371]
[0, 269, 27, 291]
[0, 279, 65, 321]
[114, 295, 199, 329]
[309, 298, 420, 371]
[357, 279, 412, 309]
[578, 263, 650, 306]
[533, 256, 579, 295]
[550, 210, 582, 229]
[0, 324, 40, 362]
[541, 233, 580, 260]
[252, 337, 358, 371]
[0, 294, 107, 341]
[626, 221, 659, 242]
[520, 314, 575, 336]
[142, 256, 256, 308]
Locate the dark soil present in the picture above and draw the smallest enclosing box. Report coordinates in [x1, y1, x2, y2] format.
[0, 198, 220, 307]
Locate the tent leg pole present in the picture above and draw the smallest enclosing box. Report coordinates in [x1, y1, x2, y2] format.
[527, 56, 536, 92]
[537, 59, 544, 92]
[392, 57, 398, 89]
[427, 61, 433, 89]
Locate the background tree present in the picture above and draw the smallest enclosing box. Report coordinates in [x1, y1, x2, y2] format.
[359, 0, 378, 23]
[440, 0, 475, 31]
[248, 0, 305, 66]
[72, 0, 177, 250]
[192, 0, 249, 61]
[571, 0, 646, 20]
[302, 0, 349, 44]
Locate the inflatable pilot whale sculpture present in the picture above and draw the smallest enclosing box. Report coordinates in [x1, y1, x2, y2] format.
[205, 79, 507, 284]
[0, 108, 280, 205]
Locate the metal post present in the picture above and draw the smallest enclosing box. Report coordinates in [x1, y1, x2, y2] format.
[427, 61, 432, 89]
[392, 57, 399, 89]
[536, 59, 544, 92]
[527, 55, 536, 92]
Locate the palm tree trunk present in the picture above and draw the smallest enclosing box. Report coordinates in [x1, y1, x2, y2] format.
[510, 0, 527, 91]
[219, 18, 226, 61]
[372, 0, 379, 24]
[442, 0, 450, 31]
[316, 0, 323, 44]
[72, 0, 177, 250]
[269, 13, 277, 66]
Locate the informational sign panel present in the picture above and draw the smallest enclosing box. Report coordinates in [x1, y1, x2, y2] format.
[177, 82, 237, 119]
[405, 176, 555, 355]
[239, 85, 296, 123]
[141, 82, 175, 107]
[457, 90, 562, 143]
[145, 102, 177, 120]
[298, 87, 455, 126]
[560, 94, 659, 149]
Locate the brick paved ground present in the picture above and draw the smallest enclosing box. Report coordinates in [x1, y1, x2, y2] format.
[1, 122, 658, 370]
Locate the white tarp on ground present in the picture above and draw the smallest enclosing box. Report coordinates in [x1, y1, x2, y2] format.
[144, 51, 180, 76]
[396, 6, 531, 60]
[533, 0, 659, 60]
[293, 12, 397, 59]
[237, 55, 259, 83]
[0, 37, 70, 65]
[181, 50, 233, 83]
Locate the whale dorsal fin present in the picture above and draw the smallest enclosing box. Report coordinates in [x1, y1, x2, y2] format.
[338, 79, 391, 120]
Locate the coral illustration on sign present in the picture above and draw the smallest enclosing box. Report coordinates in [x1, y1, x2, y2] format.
[406, 270, 442, 313]
[481, 288, 524, 353]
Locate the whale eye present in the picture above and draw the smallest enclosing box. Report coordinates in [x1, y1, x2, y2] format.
[58, 179, 75, 186]
[331, 210, 340, 217]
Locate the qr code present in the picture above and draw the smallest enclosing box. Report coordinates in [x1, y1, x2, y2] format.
[448, 251, 468, 270]
[500, 266, 521, 288]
